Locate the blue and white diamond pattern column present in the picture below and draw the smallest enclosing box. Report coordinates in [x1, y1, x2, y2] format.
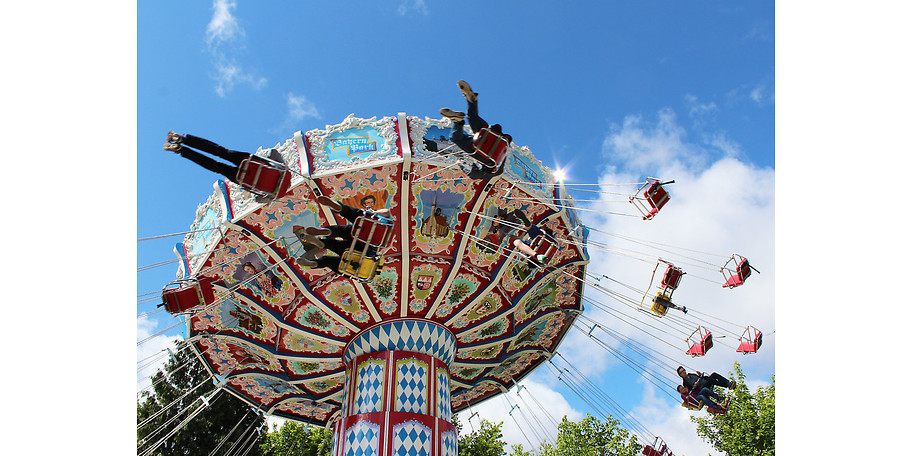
[395, 358, 428, 414]
[338, 320, 457, 456]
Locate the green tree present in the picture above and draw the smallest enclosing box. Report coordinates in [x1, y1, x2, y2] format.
[508, 443, 533, 456]
[692, 361, 775, 456]
[137, 340, 266, 455]
[458, 417, 508, 456]
[260, 421, 332, 456]
[532, 414, 641, 456]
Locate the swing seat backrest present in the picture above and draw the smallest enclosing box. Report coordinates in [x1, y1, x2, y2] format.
[351, 216, 395, 249]
[235, 156, 292, 199]
[686, 332, 713, 357]
[529, 233, 558, 259]
[722, 257, 751, 288]
[162, 277, 215, 314]
[644, 181, 670, 211]
[339, 250, 384, 282]
[738, 259, 752, 281]
[472, 128, 510, 167]
[661, 265, 684, 290]
[737, 329, 762, 354]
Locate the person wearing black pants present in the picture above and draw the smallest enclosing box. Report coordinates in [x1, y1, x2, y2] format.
[164, 131, 284, 183]
[296, 196, 392, 270]
[439, 80, 512, 178]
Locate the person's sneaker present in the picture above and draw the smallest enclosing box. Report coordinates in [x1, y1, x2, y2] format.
[440, 108, 465, 121]
[163, 142, 181, 153]
[305, 227, 331, 237]
[535, 254, 548, 264]
[301, 244, 323, 260]
[457, 80, 477, 103]
[316, 195, 343, 212]
[681, 306, 688, 314]
[301, 233, 329, 249]
[296, 257, 317, 268]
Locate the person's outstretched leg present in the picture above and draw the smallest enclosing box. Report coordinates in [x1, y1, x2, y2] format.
[337, 203, 366, 224]
[450, 119, 474, 154]
[321, 236, 353, 257]
[465, 99, 488, 133]
[182, 134, 250, 167]
[695, 388, 722, 409]
[174, 146, 238, 181]
[705, 372, 733, 389]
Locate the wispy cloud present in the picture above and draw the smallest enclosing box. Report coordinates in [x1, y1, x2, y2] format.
[286, 93, 321, 121]
[397, 0, 429, 16]
[206, 0, 243, 47]
[726, 81, 774, 108]
[205, 0, 266, 97]
[271, 92, 322, 135]
[137, 315, 184, 393]
[684, 93, 718, 124]
[213, 58, 268, 98]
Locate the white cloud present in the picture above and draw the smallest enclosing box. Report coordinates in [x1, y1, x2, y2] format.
[684, 94, 718, 122]
[213, 58, 268, 98]
[205, 0, 266, 97]
[271, 92, 321, 135]
[137, 315, 184, 394]
[397, 0, 429, 16]
[287, 93, 321, 121]
[469, 376, 584, 450]
[206, 0, 242, 47]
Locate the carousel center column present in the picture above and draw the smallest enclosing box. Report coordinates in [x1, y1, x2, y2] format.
[331, 320, 458, 456]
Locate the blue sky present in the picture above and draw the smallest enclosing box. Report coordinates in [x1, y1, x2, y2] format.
[14, 1, 912, 455]
[134, 2, 775, 455]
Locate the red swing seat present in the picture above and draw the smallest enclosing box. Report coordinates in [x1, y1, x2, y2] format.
[642, 437, 669, 456]
[338, 215, 395, 282]
[235, 155, 292, 199]
[685, 326, 713, 357]
[661, 264, 685, 291]
[350, 215, 395, 248]
[529, 232, 558, 260]
[721, 254, 752, 288]
[472, 127, 510, 168]
[736, 326, 763, 354]
[630, 179, 671, 220]
[161, 277, 216, 314]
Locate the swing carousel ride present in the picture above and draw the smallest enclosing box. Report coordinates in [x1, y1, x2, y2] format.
[146, 110, 764, 456]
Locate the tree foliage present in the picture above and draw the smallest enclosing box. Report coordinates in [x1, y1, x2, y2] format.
[137, 340, 266, 455]
[533, 414, 641, 456]
[691, 361, 775, 456]
[259, 421, 332, 456]
[457, 417, 508, 456]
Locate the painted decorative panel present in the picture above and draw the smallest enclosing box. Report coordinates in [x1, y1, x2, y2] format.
[344, 419, 381, 456]
[392, 420, 431, 456]
[394, 358, 428, 414]
[354, 359, 386, 414]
